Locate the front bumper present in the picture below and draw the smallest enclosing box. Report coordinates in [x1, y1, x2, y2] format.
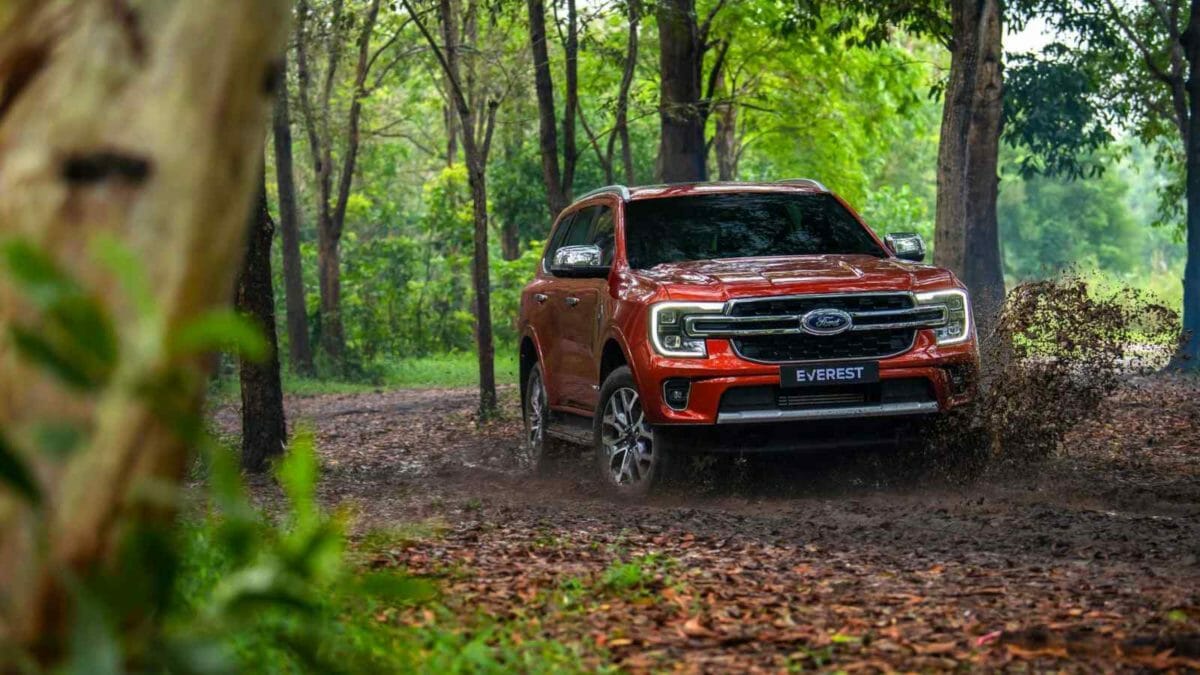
[633, 330, 978, 426]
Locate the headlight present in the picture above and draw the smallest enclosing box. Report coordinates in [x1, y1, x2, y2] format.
[649, 302, 724, 357]
[915, 289, 971, 345]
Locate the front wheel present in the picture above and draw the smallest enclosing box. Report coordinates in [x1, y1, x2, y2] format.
[593, 366, 669, 499]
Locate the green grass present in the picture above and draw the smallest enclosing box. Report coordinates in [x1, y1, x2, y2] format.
[212, 352, 519, 401]
[173, 516, 598, 674]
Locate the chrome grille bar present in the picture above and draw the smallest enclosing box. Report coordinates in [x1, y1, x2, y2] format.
[684, 305, 947, 338]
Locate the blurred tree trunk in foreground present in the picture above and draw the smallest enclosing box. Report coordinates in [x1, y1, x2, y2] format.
[237, 172, 287, 472]
[934, 0, 1005, 340]
[0, 0, 287, 655]
[273, 49, 316, 377]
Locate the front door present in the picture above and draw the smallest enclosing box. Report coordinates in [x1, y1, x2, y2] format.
[556, 205, 616, 411]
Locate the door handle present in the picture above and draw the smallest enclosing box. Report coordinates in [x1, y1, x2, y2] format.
[534, 293, 548, 303]
[565, 296, 580, 307]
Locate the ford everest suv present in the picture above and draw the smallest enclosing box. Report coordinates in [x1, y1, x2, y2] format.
[518, 180, 978, 497]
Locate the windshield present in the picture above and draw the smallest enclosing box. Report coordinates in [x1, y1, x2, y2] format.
[624, 192, 885, 269]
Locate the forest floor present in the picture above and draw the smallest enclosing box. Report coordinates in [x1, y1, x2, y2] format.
[211, 375, 1200, 672]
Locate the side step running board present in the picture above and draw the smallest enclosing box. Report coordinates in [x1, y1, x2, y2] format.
[545, 412, 593, 447]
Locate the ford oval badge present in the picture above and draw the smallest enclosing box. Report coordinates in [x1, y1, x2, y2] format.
[800, 308, 853, 336]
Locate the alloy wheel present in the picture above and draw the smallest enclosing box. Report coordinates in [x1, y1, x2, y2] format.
[600, 386, 654, 487]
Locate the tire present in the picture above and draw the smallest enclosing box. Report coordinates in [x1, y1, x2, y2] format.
[521, 364, 559, 475]
[593, 366, 669, 499]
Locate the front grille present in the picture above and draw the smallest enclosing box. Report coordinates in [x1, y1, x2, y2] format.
[734, 329, 915, 362]
[777, 391, 867, 408]
[724, 293, 920, 363]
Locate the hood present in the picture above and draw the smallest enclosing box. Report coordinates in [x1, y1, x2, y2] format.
[633, 255, 958, 301]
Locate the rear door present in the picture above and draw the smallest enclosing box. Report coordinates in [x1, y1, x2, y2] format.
[556, 204, 616, 412]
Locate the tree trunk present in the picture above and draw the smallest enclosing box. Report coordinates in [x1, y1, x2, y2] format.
[237, 171, 287, 472]
[0, 0, 287, 654]
[528, 0, 568, 216]
[657, 0, 706, 183]
[561, 0, 579, 195]
[410, 0, 499, 416]
[469, 163, 498, 414]
[272, 50, 315, 377]
[608, 0, 641, 185]
[934, 0, 1005, 341]
[296, 0, 347, 365]
[330, 0, 381, 255]
[445, 103, 459, 165]
[713, 71, 738, 180]
[316, 230, 343, 361]
[1179, 0, 1200, 369]
[502, 219, 521, 260]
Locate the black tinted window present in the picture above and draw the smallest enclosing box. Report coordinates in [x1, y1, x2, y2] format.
[624, 193, 884, 269]
[560, 207, 596, 248]
[588, 207, 615, 265]
[545, 211, 576, 264]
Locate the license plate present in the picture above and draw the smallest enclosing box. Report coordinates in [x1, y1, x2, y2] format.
[781, 362, 879, 388]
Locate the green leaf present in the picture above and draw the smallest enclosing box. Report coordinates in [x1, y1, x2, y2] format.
[0, 239, 77, 307]
[171, 309, 268, 362]
[10, 326, 100, 390]
[66, 582, 121, 675]
[90, 234, 155, 320]
[32, 421, 86, 460]
[0, 431, 40, 505]
[208, 564, 317, 617]
[276, 429, 318, 524]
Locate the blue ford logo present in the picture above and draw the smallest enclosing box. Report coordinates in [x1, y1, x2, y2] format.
[801, 308, 853, 336]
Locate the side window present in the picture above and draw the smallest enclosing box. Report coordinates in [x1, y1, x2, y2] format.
[544, 208, 595, 273]
[560, 207, 597, 248]
[543, 211, 577, 271]
[543, 204, 613, 272]
[588, 206, 615, 266]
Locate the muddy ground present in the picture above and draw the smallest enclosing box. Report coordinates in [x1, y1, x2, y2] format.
[212, 377, 1200, 671]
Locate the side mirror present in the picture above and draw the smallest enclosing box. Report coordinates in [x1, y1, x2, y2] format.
[551, 244, 610, 278]
[885, 232, 926, 262]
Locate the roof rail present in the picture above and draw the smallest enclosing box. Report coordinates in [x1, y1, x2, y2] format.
[775, 178, 828, 192]
[574, 184, 631, 202]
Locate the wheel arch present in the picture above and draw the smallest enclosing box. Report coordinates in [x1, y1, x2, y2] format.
[599, 337, 632, 386]
[519, 334, 540, 409]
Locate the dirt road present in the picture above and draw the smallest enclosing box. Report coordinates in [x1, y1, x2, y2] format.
[212, 378, 1200, 671]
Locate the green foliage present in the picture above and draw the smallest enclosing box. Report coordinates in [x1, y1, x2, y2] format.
[0, 430, 40, 505]
[999, 158, 1141, 279]
[211, 353, 520, 401]
[1, 239, 117, 391]
[859, 184, 934, 244]
[172, 310, 270, 364]
[262, 0, 1188, 382]
[600, 553, 674, 596]
[995, 146, 1188, 309]
[0, 239, 433, 672]
[1003, 48, 1118, 180]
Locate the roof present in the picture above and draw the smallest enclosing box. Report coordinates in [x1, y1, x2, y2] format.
[573, 179, 829, 205]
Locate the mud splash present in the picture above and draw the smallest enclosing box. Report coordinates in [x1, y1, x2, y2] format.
[964, 276, 1182, 468]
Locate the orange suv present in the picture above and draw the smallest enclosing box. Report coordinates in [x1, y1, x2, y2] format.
[518, 180, 979, 497]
